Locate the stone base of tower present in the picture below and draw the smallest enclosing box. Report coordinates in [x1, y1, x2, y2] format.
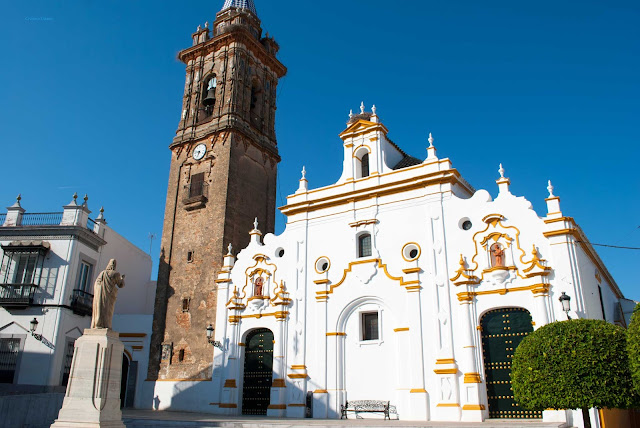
[51, 329, 125, 428]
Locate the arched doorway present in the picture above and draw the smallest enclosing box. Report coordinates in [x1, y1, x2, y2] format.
[120, 353, 129, 408]
[242, 328, 274, 415]
[480, 308, 541, 419]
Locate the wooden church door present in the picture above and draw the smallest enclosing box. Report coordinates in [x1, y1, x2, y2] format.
[242, 328, 274, 415]
[480, 308, 541, 419]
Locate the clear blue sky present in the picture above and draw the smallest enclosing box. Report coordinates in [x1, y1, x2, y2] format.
[1, 1, 638, 299]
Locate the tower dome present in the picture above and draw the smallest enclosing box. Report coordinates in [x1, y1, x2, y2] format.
[221, 0, 257, 15]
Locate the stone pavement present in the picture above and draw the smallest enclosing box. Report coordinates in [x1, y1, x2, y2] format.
[122, 409, 569, 428]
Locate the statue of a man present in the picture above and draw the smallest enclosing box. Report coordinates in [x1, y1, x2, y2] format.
[91, 259, 125, 329]
[491, 244, 505, 267]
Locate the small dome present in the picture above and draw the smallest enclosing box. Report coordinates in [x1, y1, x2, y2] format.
[221, 0, 257, 16]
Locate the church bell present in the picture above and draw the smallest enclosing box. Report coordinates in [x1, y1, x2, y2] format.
[203, 88, 216, 107]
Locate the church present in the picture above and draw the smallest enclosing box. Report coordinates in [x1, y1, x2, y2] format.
[146, 1, 633, 426]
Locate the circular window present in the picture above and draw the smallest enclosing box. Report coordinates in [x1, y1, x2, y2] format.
[402, 243, 421, 262]
[276, 248, 285, 258]
[315, 257, 330, 274]
[459, 218, 472, 231]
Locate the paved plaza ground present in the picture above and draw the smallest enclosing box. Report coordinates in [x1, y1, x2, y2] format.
[122, 409, 568, 428]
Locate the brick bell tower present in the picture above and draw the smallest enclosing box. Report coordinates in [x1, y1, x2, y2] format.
[149, 0, 286, 380]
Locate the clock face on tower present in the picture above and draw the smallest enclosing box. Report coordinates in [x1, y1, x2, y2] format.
[193, 144, 207, 160]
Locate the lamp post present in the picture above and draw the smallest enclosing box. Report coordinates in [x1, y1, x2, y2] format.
[206, 324, 223, 350]
[30, 317, 44, 341]
[559, 292, 571, 320]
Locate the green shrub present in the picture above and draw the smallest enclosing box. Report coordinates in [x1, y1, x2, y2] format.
[512, 319, 635, 411]
[628, 303, 640, 393]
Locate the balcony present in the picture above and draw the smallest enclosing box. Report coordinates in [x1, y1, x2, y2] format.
[0, 283, 38, 308]
[70, 289, 93, 316]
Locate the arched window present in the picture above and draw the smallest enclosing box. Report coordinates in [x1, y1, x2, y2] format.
[358, 233, 372, 258]
[361, 153, 370, 178]
[202, 75, 217, 110]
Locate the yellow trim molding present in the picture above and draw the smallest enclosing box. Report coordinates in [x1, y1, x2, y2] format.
[402, 267, 421, 274]
[410, 388, 427, 393]
[223, 379, 237, 388]
[314, 279, 330, 285]
[434, 368, 458, 375]
[457, 283, 550, 301]
[267, 404, 287, 410]
[215, 278, 231, 284]
[393, 327, 410, 332]
[287, 374, 308, 379]
[314, 390, 328, 394]
[463, 404, 486, 411]
[288, 403, 305, 407]
[326, 332, 346, 336]
[436, 358, 456, 365]
[238, 342, 246, 347]
[437, 403, 460, 407]
[291, 365, 306, 370]
[272, 379, 286, 388]
[464, 373, 482, 383]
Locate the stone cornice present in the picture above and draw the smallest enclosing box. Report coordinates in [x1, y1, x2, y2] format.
[178, 27, 287, 78]
[171, 114, 280, 161]
[0, 226, 107, 251]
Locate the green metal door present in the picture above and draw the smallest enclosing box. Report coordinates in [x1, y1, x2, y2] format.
[481, 308, 541, 419]
[242, 328, 274, 415]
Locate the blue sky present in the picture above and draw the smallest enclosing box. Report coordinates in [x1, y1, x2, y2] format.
[1, 1, 638, 300]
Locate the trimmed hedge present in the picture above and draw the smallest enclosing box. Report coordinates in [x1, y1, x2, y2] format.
[511, 319, 636, 410]
[628, 303, 640, 393]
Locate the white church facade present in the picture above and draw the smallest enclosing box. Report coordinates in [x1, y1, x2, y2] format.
[150, 106, 632, 426]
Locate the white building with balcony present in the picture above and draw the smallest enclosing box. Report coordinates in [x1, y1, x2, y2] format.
[0, 193, 155, 409]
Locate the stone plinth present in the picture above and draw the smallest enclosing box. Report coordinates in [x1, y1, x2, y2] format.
[51, 328, 125, 428]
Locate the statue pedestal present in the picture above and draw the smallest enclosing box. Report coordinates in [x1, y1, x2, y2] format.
[51, 329, 125, 428]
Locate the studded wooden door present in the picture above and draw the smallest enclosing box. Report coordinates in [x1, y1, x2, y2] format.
[481, 308, 541, 419]
[242, 328, 274, 415]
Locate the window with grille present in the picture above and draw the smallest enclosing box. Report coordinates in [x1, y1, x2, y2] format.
[0, 338, 20, 384]
[61, 340, 76, 386]
[358, 233, 372, 258]
[189, 173, 205, 198]
[361, 312, 379, 341]
[77, 261, 93, 293]
[13, 254, 37, 284]
[361, 153, 370, 178]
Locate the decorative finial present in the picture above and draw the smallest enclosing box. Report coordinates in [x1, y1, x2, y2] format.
[96, 206, 105, 220]
[301, 166, 306, 180]
[372, 105, 377, 115]
[349, 109, 354, 119]
[428, 132, 434, 148]
[253, 217, 259, 230]
[459, 254, 465, 267]
[227, 243, 233, 255]
[547, 180, 555, 197]
[360, 102, 365, 115]
[73, 192, 78, 202]
[499, 163, 505, 178]
[205, 21, 209, 28]
[16, 194, 21, 203]
[197, 25, 201, 31]
[83, 194, 88, 203]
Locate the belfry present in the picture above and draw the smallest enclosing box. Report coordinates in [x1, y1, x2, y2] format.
[148, 0, 286, 381]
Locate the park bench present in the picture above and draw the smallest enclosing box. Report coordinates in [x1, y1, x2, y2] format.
[340, 400, 392, 420]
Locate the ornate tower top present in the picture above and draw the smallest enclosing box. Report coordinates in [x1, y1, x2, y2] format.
[221, 0, 257, 15]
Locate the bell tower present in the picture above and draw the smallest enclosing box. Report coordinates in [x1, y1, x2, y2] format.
[149, 0, 286, 380]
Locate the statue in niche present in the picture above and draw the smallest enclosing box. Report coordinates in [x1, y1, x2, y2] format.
[490, 243, 505, 268]
[254, 276, 264, 297]
[91, 259, 125, 329]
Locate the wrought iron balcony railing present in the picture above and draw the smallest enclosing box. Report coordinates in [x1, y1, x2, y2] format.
[70, 289, 93, 316]
[0, 283, 38, 308]
[21, 212, 63, 226]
